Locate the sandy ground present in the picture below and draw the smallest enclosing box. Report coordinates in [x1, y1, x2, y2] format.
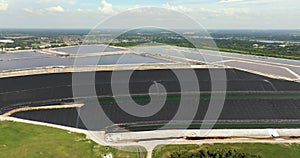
[2, 104, 84, 117]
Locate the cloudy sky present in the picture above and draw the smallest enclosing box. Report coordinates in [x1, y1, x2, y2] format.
[0, 0, 299, 29]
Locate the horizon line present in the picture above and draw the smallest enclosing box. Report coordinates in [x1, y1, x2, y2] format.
[0, 28, 299, 31]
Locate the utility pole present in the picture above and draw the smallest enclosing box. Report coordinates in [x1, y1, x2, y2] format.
[0, 44, 4, 53]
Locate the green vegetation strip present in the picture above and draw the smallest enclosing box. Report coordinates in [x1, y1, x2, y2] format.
[85, 93, 300, 104]
[217, 48, 300, 60]
[152, 143, 300, 158]
[127, 123, 300, 131]
[0, 121, 146, 158]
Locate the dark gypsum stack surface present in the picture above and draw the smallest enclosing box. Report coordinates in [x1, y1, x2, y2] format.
[0, 68, 299, 130]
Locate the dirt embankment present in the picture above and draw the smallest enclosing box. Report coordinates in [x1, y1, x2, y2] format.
[2, 104, 84, 117]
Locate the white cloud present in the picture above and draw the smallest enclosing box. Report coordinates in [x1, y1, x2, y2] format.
[98, 0, 113, 14]
[163, 3, 192, 13]
[0, 0, 8, 11]
[46, 5, 65, 13]
[219, 0, 280, 4]
[1, 0, 299, 29]
[76, 8, 85, 12]
[198, 7, 250, 16]
[36, 0, 53, 3]
[75, 8, 95, 13]
[220, 0, 245, 3]
[37, 0, 76, 4]
[23, 8, 34, 13]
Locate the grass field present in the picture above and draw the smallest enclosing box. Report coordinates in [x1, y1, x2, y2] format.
[0, 121, 147, 158]
[152, 143, 300, 158]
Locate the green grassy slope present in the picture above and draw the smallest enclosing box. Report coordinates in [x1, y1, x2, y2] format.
[153, 143, 300, 158]
[0, 121, 146, 158]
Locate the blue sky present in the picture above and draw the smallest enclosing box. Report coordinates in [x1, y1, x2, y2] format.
[0, 0, 299, 29]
